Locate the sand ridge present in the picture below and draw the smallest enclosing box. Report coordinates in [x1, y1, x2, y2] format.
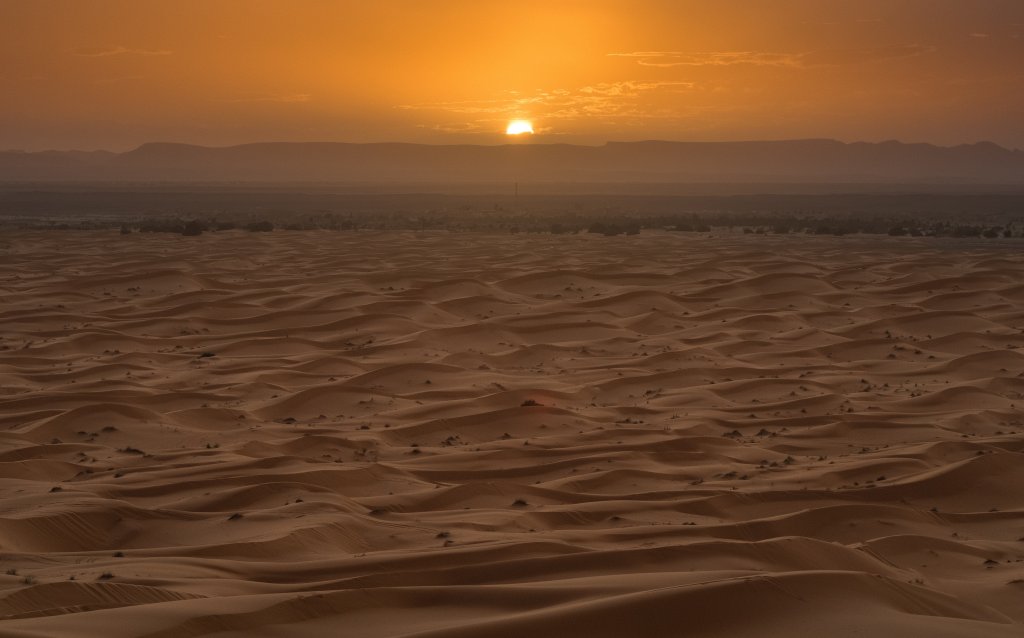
[1, 229, 1023, 637]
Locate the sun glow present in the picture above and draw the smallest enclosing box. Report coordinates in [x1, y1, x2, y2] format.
[506, 120, 534, 135]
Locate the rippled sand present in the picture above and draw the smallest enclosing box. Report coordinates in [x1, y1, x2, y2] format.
[2, 229, 1023, 637]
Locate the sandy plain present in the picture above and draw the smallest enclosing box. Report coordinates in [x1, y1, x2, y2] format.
[1, 229, 1023, 637]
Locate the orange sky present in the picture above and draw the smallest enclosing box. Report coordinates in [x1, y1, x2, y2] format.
[2, 0, 1023, 150]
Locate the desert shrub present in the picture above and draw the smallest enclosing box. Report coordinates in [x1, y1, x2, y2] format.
[181, 220, 205, 236]
[952, 225, 982, 237]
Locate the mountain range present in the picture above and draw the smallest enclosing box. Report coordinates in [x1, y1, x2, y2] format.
[1, 139, 1022, 184]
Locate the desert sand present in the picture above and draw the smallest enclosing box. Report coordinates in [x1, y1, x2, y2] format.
[1, 229, 1023, 637]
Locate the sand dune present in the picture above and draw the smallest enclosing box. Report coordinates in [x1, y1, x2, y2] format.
[1, 229, 1023, 636]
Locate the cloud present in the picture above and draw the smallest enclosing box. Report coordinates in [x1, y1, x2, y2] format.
[608, 51, 801, 68]
[969, 32, 990, 38]
[802, 18, 884, 25]
[399, 81, 695, 120]
[73, 46, 172, 57]
[580, 80, 695, 96]
[419, 122, 490, 134]
[219, 93, 312, 103]
[93, 75, 146, 85]
[399, 80, 700, 134]
[800, 44, 936, 66]
[610, 45, 934, 69]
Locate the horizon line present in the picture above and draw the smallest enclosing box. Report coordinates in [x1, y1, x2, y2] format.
[5, 138, 1019, 155]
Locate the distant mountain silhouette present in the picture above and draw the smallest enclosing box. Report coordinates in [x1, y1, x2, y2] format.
[1, 140, 1022, 183]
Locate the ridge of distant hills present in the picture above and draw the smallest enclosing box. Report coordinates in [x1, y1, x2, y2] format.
[1, 139, 1022, 184]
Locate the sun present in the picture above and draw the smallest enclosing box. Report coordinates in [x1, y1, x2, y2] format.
[506, 120, 534, 135]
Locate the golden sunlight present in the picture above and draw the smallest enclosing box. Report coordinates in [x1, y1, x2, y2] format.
[505, 120, 534, 135]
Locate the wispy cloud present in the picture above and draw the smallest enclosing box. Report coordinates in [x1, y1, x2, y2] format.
[420, 122, 490, 134]
[802, 18, 884, 25]
[72, 46, 172, 57]
[608, 51, 801, 68]
[93, 75, 146, 85]
[400, 81, 694, 120]
[400, 81, 699, 134]
[801, 44, 936, 66]
[609, 45, 934, 69]
[218, 93, 312, 103]
[580, 80, 695, 95]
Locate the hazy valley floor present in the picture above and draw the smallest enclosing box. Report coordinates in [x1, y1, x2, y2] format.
[1, 229, 1023, 637]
